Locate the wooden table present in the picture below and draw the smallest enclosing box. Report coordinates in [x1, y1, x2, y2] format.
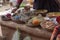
[0, 17, 52, 40]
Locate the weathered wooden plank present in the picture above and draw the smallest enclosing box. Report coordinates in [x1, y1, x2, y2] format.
[1, 25, 15, 40]
[0, 20, 52, 39]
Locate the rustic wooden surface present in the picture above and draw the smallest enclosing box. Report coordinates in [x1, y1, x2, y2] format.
[1, 25, 15, 40]
[0, 17, 16, 40]
[0, 17, 52, 40]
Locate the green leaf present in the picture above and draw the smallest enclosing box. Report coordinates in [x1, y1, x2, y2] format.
[20, 3, 26, 8]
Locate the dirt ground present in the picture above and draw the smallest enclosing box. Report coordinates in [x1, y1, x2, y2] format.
[0, 0, 27, 12]
[0, 4, 10, 12]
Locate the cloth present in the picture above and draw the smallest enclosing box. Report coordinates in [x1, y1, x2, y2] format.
[33, 0, 59, 12]
[12, 30, 31, 40]
[17, 0, 23, 5]
[12, 30, 20, 40]
[53, 26, 60, 40]
[56, 16, 60, 24]
[50, 18, 58, 25]
[16, 0, 59, 12]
